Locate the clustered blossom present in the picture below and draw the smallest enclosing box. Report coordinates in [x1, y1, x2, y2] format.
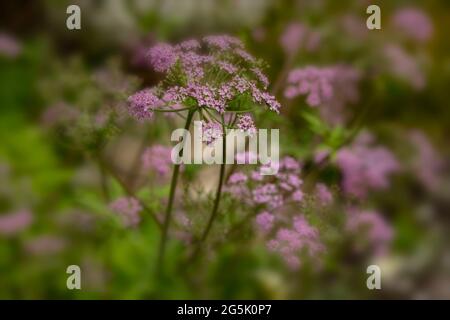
[226, 156, 304, 209]
[25, 235, 66, 256]
[148, 43, 177, 72]
[0, 210, 33, 236]
[202, 121, 223, 145]
[346, 208, 393, 256]
[255, 211, 274, 233]
[142, 145, 173, 176]
[225, 157, 323, 269]
[284, 65, 360, 125]
[315, 183, 333, 206]
[237, 114, 257, 135]
[383, 44, 425, 90]
[392, 7, 433, 43]
[127, 89, 161, 121]
[408, 130, 444, 191]
[127, 35, 280, 122]
[267, 216, 324, 269]
[0, 32, 22, 58]
[109, 197, 142, 227]
[279, 23, 321, 56]
[336, 132, 400, 199]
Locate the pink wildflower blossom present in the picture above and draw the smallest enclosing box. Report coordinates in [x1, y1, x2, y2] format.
[109, 197, 142, 227]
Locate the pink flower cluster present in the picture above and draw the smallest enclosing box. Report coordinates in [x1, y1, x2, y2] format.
[346, 208, 393, 256]
[279, 23, 321, 56]
[0, 210, 33, 237]
[284, 65, 360, 124]
[408, 130, 444, 192]
[392, 7, 433, 43]
[267, 216, 324, 269]
[109, 197, 142, 227]
[315, 183, 333, 206]
[336, 132, 400, 199]
[0, 32, 22, 58]
[236, 114, 257, 135]
[142, 144, 173, 176]
[202, 121, 223, 145]
[226, 156, 304, 210]
[225, 157, 324, 269]
[383, 44, 425, 90]
[127, 35, 280, 121]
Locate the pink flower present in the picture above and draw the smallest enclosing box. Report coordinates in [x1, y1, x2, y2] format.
[336, 132, 399, 198]
[142, 145, 173, 177]
[409, 130, 444, 191]
[255, 211, 275, 233]
[235, 151, 258, 164]
[280, 23, 321, 56]
[280, 23, 306, 55]
[127, 89, 161, 121]
[392, 7, 433, 43]
[284, 65, 360, 124]
[203, 35, 243, 50]
[346, 208, 393, 256]
[0, 32, 21, 58]
[109, 197, 142, 227]
[267, 215, 323, 269]
[316, 183, 333, 206]
[202, 121, 223, 145]
[0, 210, 33, 236]
[147, 43, 176, 72]
[237, 114, 257, 135]
[25, 235, 66, 256]
[383, 44, 425, 90]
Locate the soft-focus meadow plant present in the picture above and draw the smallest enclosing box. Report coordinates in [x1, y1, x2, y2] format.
[1, 1, 448, 299]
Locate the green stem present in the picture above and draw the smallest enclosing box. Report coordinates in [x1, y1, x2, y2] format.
[156, 109, 196, 275]
[190, 116, 227, 260]
[152, 106, 193, 113]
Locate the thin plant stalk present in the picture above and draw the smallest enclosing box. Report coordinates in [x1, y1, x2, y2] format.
[191, 115, 227, 260]
[156, 108, 196, 275]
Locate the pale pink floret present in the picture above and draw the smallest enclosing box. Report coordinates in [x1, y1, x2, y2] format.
[110, 197, 142, 227]
[392, 7, 433, 43]
[0, 210, 33, 236]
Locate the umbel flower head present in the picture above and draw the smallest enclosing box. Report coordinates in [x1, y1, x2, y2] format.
[127, 35, 280, 127]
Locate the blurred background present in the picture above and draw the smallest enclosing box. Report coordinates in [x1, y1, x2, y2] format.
[0, 0, 449, 299]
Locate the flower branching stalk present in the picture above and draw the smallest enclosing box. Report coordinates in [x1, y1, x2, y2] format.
[156, 108, 196, 275]
[191, 115, 227, 261]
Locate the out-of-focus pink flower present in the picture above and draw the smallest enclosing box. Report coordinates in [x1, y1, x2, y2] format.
[408, 130, 444, 192]
[340, 14, 369, 40]
[284, 65, 360, 125]
[346, 208, 393, 256]
[392, 7, 433, 43]
[336, 132, 400, 199]
[252, 27, 266, 43]
[267, 215, 323, 269]
[25, 235, 67, 256]
[0, 32, 22, 58]
[280, 23, 321, 56]
[41, 102, 80, 127]
[255, 211, 274, 233]
[316, 183, 333, 206]
[109, 197, 142, 227]
[235, 151, 258, 164]
[383, 44, 425, 90]
[0, 210, 33, 237]
[142, 145, 173, 177]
